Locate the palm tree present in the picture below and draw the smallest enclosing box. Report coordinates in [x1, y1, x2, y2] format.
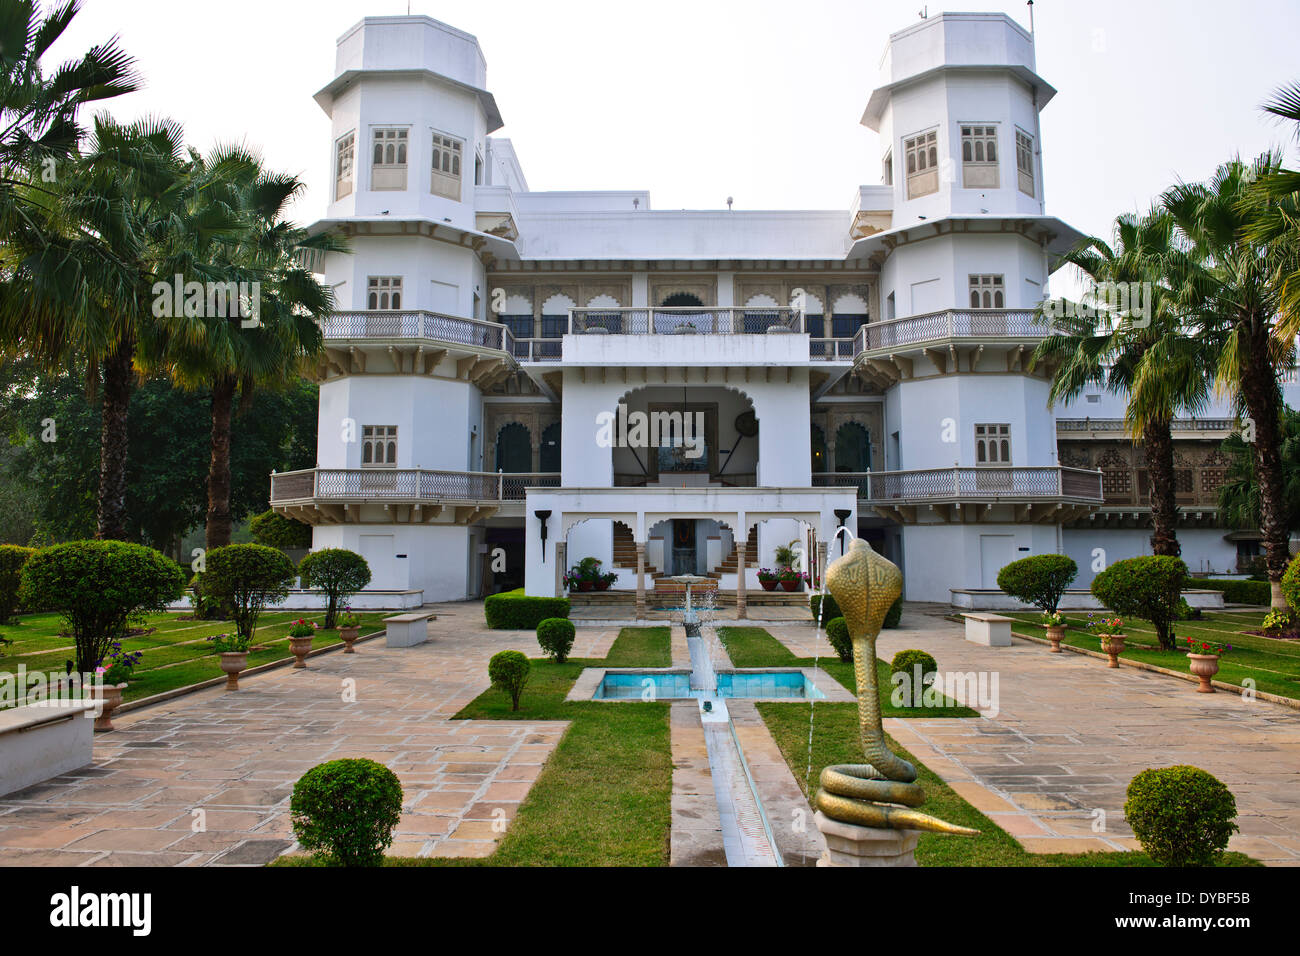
[1031, 208, 1211, 557]
[1164, 155, 1299, 608]
[1252, 83, 1300, 346]
[0, 116, 244, 538]
[166, 145, 344, 549]
[1216, 407, 1300, 539]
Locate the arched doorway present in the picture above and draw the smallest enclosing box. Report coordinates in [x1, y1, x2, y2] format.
[540, 422, 561, 472]
[658, 292, 706, 334]
[835, 422, 871, 472]
[495, 423, 532, 473]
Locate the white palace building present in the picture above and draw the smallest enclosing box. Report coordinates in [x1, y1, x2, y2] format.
[269, 11, 1300, 609]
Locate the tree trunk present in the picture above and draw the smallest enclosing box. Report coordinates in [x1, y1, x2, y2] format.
[96, 339, 134, 540]
[1238, 333, 1289, 609]
[1143, 419, 1181, 557]
[205, 374, 236, 551]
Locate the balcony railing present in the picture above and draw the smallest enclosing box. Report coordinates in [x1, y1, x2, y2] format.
[1057, 417, 1236, 434]
[270, 469, 561, 504]
[569, 307, 803, 335]
[813, 466, 1103, 503]
[852, 308, 1042, 354]
[322, 311, 515, 353]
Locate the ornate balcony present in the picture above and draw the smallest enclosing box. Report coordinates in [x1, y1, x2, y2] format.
[813, 465, 1103, 524]
[851, 309, 1047, 385]
[270, 468, 560, 525]
[317, 311, 517, 386]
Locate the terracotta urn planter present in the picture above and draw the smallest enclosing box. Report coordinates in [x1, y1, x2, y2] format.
[90, 682, 128, 732]
[339, 626, 361, 655]
[594, 579, 610, 592]
[1044, 625, 1066, 653]
[759, 578, 778, 592]
[577, 580, 594, 592]
[1187, 652, 1220, 693]
[780, 579, 800, 592]
[219, 651, 249, 690]
[1100, 634, 1126, 668]
[288, 636, 313, 669]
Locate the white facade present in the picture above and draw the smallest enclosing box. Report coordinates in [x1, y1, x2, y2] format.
[270, 12, 1299, 606]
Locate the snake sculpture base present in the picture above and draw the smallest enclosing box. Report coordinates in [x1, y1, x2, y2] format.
[813, 539, 978, 836]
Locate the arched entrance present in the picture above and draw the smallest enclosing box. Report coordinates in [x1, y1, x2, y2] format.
[835, 422, 872, 472]
[495, 422, 532, 473]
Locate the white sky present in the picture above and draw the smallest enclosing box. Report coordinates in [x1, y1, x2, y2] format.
[51, 0, 1300, 249]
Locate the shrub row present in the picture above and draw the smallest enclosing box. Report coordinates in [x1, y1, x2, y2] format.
[485, 588, 571, 629]
[1185, 577, 1271, 606]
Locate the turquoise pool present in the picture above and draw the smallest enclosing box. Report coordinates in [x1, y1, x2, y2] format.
[592, 670, 825, 700]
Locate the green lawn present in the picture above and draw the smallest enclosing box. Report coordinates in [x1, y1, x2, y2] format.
[0, 609, 389, 705]
[275, 626, 675, 867]
[716, 625, 979, 718]
[756, 700, 1258, 867]
[1002, 610, 1300, 701]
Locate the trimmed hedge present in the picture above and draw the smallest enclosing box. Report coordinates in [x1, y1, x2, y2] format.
[1093, 556, 1188, 650]
[812, 592, 902, 629]
[290, 759, 403, 867]
[485, 588, 571, 629]
[537, 617, 576, 663]
[0, 545, 36, 623]
[996, 554, 1077, 614]
[1124, 765, 1239, 867]
[1184, 577, 1271, 606]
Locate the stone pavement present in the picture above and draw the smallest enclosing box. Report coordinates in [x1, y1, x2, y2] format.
[768, 613, 1300, 865]
[0, 604, 600, 866]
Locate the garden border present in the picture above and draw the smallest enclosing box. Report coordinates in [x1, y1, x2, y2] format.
[1003, 625, 1300, 711]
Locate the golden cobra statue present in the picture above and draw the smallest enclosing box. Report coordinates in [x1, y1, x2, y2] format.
[813, 539, 978, 836]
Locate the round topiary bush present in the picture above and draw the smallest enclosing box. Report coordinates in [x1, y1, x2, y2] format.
[1282, 553, 1300, 613]
[824, 616, 852, 662]
[891, 649, 938, 684]
[19, 540, 185, 673]
[297, 548, 371, 629]
[1124, 765, 1239, 866]
[996, 554, 1078, 614]
[290, 758, 403, 866]
[1091, 555, 1188, 650]
[536, 617, 576, 663]
[248, 509, 312, 550]
[489, 650, 531, 711]
[0, 544, 37, 624]
[201, 544, 296, 642]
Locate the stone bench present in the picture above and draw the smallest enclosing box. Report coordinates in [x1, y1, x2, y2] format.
[383, 611, 436, 648]
[961, 612, 1014, 647]
[0, 700, 97, 798]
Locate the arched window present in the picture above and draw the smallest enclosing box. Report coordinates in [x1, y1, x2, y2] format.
[810, 424, 827, 473]
[495, 423, 532, 474]
[835, 422, 872, 472]
[540, 422, 561, 472]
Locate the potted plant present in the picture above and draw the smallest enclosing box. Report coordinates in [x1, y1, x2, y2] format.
[757, 568, 779, 592]
[1041, 610, 1066, 653]
[287, 618, 316, 669]
[777, 567, 802, 592]
[1186, 636, 1231, 693]
[209, 631, 252, 690]
[337, 607, 362, 654]
[596, 571, 617, 592]
[1089, 615, 1126, 668]
[566, 557, 602, 592]
[90, 643, 142, 732]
